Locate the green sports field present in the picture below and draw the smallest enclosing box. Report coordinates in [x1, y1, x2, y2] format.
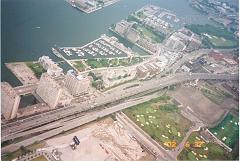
[123, 95, 192, 149]
[178, 132, 232, 160]
[209, 112, 239, 148]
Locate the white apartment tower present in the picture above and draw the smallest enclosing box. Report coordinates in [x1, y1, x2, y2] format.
[65, 70, 90, 96]
[36, 73, 72, 108]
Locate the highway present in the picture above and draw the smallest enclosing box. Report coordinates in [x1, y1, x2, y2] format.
[2, 91, 164, 153]
[2, 73, 238, 142]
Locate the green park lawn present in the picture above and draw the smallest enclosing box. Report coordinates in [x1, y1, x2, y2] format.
[25, 62, 46, 78]
[86, 57, 145, 68]
[123, 95, 192, 149]
[72, 61, 86, 72]
[206, 35, 238, 48]
[85, 59, 109, 68]
[137, 26, 165, 43]
[186, 24, 238, 48]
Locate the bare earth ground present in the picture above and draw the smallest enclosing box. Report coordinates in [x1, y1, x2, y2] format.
[168, 86, 226, 125]
[44, 118, 153, 161]
[5, 62, 38, 84]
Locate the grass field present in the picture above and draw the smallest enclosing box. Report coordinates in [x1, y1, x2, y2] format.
[137, 26, 165, 43]
[186, 24, 238, 48]
[85, 57, 145, 68]
[201, 84, 232, 104]
[2, 141, 46, 161]
[108, 58, 119, 67]
[25, 62, 46, 78]
[118, 57, 144, 66]
[205, 35, 238, 48]
[209, 112, 239, 148]
[178, 132, 232, 160]
[85, 59, 109, 68]
[31, 156, 48, 161]
[123, 95, 192, 149]
[72, 61, 86, 71]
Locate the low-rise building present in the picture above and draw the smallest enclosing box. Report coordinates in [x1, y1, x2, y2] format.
[165, 28, 201, 51]
[102, 68, 136, 88]
[1, 82, 21, 120]
[138, 38, 157, 53]
[181, 65, 191, 72]
[165, 34, 186, 51]
[136, 64, 149, 79]
[65, 70, 91, 96]
[38, 56, 63, 77]
[36, 73, 72, 108]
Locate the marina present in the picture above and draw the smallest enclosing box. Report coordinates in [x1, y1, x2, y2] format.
[56, 35, 132, 60]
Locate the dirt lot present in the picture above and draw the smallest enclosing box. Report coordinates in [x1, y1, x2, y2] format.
[168, 86, 226, 125]
[44, 118, 153, 161]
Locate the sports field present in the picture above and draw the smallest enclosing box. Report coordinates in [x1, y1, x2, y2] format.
[123, 95, 192, 149]
[178, 132, 232, 160]
[209, 112, 239, 148]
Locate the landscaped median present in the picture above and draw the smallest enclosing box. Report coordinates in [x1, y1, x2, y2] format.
[123, 95, 192, 149]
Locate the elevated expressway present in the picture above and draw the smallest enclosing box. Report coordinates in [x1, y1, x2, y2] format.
[2, 73, 238, 154]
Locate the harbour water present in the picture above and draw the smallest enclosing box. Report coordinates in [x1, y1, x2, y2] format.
[2, 0, 216, 86]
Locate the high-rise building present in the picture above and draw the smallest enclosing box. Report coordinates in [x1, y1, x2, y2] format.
[65, 70, 91, 96]
[1, 82, 20, 120]
[36, 73, 72, 108]
[38, 56, 63, 77]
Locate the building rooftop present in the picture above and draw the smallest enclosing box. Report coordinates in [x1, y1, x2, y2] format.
[1, 82, 19, 99]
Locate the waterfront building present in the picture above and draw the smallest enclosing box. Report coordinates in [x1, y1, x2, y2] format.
[38, 56, 63, 77]
[102, 68, 136, 88]
[115, 20, 132, 35]
[36, 73, 72, 108]
[65, 70, 91, 96]
[1, 82, 20, 120]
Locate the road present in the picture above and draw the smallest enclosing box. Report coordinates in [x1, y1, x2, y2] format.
[2, 73, 238, 142]
[1, 91, 164, 153]
[14, 84, 38, 95]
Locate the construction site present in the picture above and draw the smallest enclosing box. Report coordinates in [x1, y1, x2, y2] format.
[40, 117, 154, 161]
